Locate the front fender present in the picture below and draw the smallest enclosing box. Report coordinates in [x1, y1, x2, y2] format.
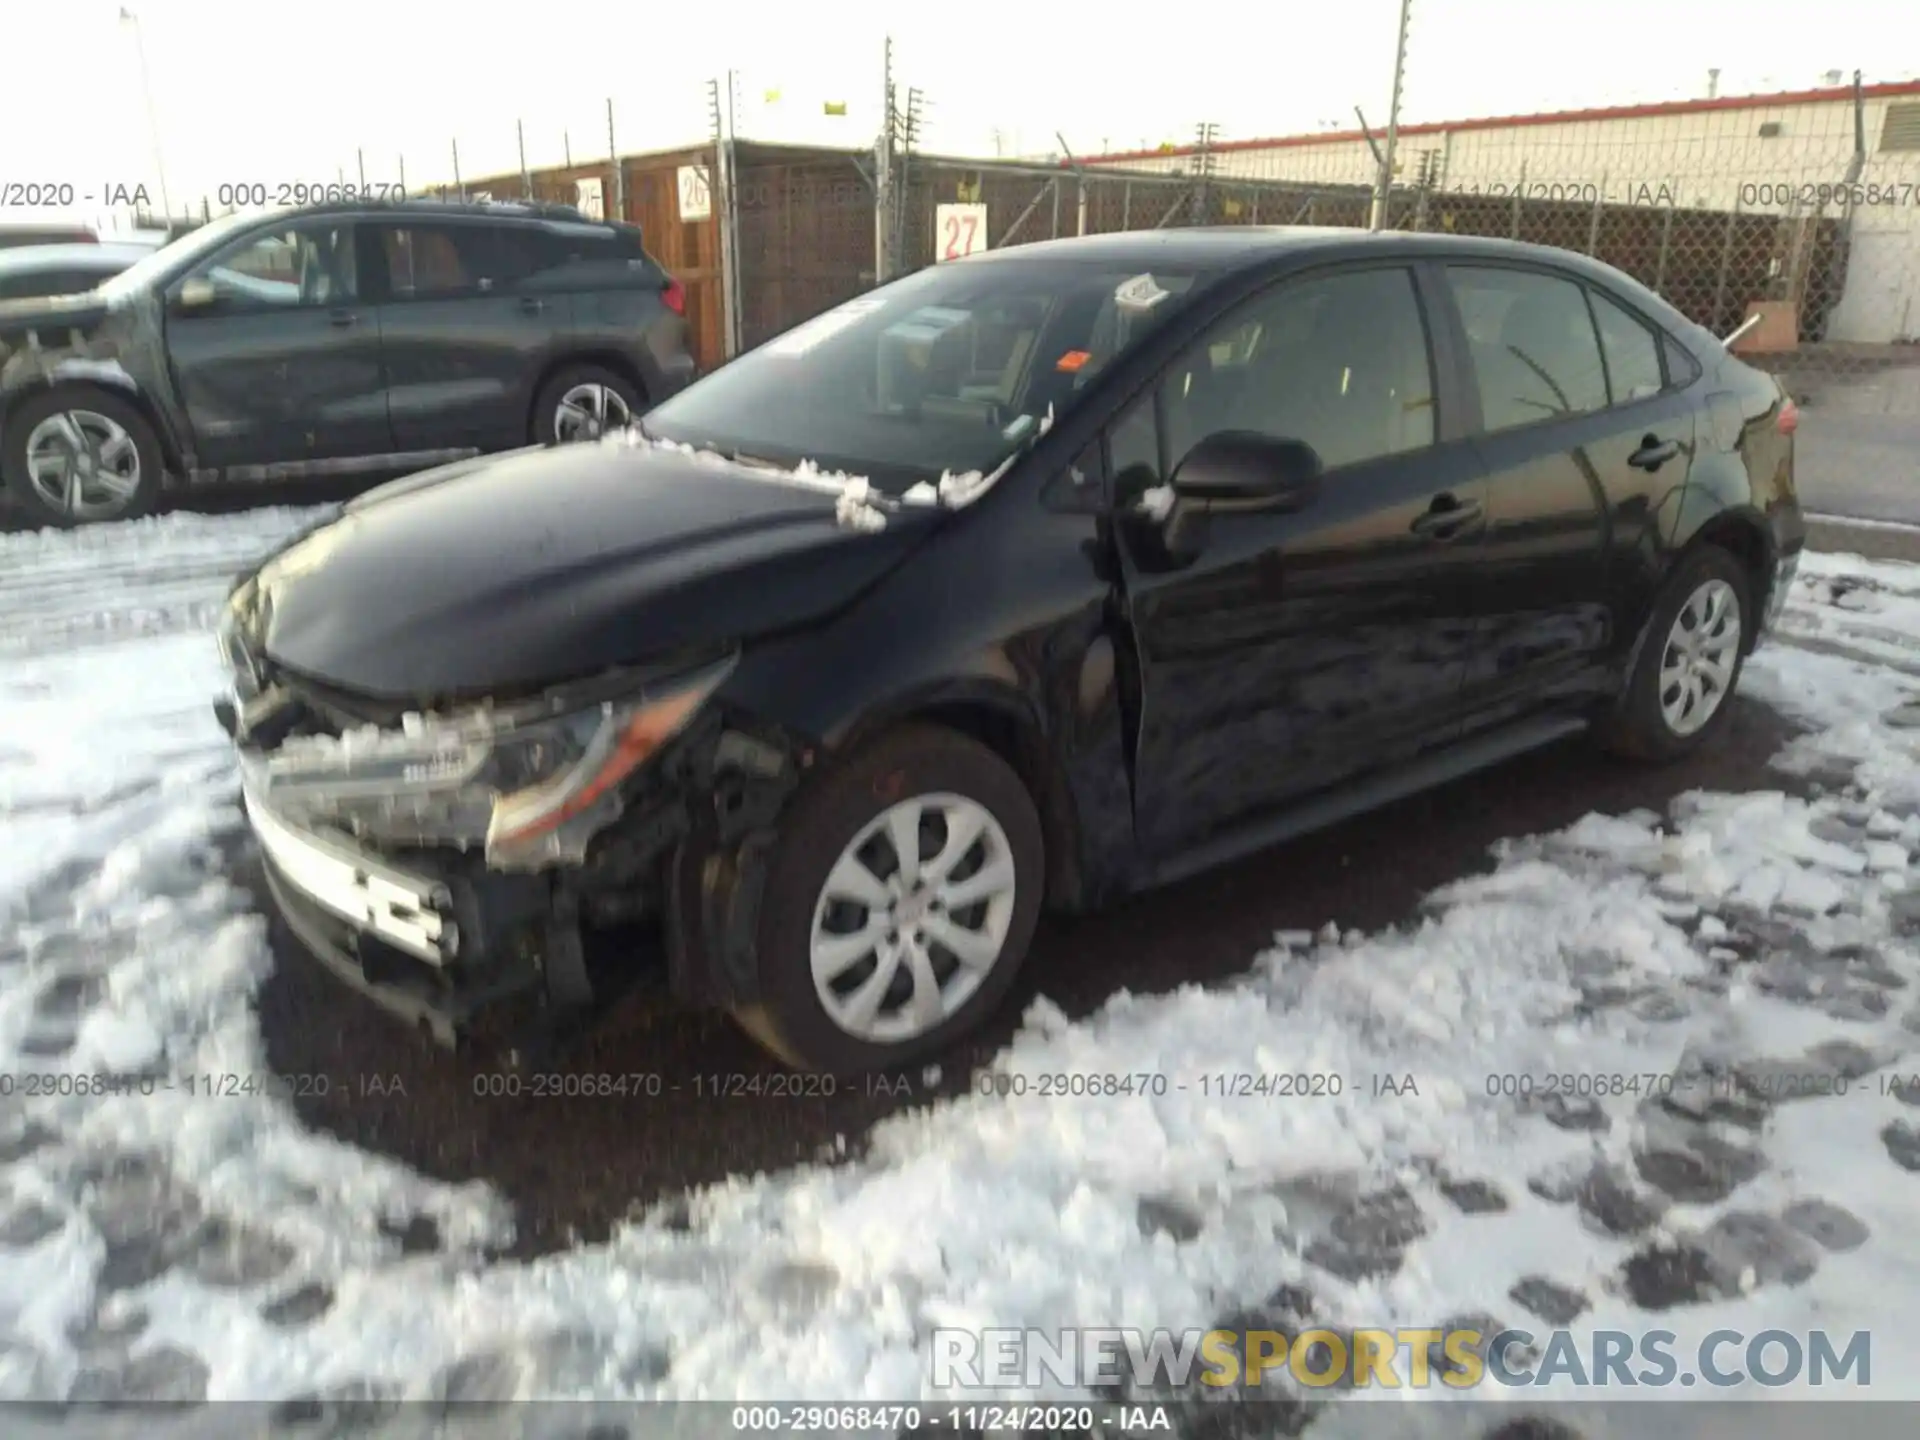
[0, 351, 186, 475]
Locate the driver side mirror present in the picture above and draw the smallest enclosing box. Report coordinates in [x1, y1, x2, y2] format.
[1170, 430, 1323, 509]
[1157, 431, 1323, 560]
[174, 276, 218, 312]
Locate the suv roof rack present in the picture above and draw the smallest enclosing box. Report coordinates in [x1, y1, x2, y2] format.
[294, 193, 613, 225]
[400, 194, 595, 221]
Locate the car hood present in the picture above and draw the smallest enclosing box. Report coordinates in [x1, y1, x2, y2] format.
[0, 291, 112, 335]
[239, 441, 944, 701]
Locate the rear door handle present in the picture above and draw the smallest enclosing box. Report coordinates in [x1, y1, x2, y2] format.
[519, 297, 544, 315]
[1629, 436, 1681, 470]
[1410, 493, 1483, 539]
[327, 310, 357, 328]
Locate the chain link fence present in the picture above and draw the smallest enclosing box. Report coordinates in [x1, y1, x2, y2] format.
[720, 81, 1920, 523]
[449, 76, 1917, 521]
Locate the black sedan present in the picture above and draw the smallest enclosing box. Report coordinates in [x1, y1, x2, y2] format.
[214, 226, 1804, 1073]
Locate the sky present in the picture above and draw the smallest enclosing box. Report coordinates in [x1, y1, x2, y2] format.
[1, 0, 1910, 227]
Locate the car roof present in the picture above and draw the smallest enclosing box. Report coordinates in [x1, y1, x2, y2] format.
[275, 195, 610, 227]
[961, 225, 1646, 281]
[0, 241, 155, 274]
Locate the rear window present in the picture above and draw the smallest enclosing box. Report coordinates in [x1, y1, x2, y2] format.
[504, 222, 658, 290]
[646, 261, 1203, 490]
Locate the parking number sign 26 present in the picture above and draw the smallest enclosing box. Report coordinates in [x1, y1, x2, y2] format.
[935, 203, 989, 262]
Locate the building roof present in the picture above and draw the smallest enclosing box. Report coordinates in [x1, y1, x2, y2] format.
[1087, 78, 1920, 166]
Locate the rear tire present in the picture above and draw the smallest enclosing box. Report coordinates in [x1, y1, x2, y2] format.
[1596, 544, 1752, 762]
[733, 725, 1045, 1074]
[1, 386, 163, 528]
[531, 364, 644, 446]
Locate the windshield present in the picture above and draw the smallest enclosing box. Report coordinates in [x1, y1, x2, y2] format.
[645, 259, 1203, 491]
[95, 210, 274, 301]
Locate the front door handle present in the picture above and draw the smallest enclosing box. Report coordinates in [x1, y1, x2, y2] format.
[1410, 492, 1483, 539]
[1629, 435, 1681, 470]
[327, 309, 357, 328]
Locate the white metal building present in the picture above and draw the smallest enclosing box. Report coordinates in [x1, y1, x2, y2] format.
[1088, 81, 1920, 344]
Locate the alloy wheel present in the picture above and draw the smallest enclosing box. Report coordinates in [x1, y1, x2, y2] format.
[1658, 577, 1741, 737]
[808, 792, 1019, 1045]
[23, 410, 143, 522]
[553, 383, 632, 443]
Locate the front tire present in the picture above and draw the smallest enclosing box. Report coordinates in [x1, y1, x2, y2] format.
[734, 725, 1046, 1073]
[1597, 544, 1752, 762]
[532, 365, 644, 446]
[1, 387, 163, 528]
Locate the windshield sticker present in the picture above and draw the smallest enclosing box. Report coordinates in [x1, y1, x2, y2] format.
[765, 296, 887, 357]
[884, 307, 972, 343]
[1114, 273, 1171, 311]
[1055, 349, 1091, 373]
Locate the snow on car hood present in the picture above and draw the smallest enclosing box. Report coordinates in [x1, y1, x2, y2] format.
[238, 439, 945, 702]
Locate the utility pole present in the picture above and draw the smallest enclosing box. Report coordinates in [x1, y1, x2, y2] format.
[1370, 0, 1413, 231]
[874, 35, 895, 283]
[894, 85, 925, 267]
[1192, 121, 1220, 225]
[518, 120, 532, 198]
[608, 99, 624, 222]
[119, 8, 173, 222]
[452, 138, 463, 199]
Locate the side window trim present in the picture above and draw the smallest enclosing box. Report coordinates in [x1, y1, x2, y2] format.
[1579, 287, 1618, 408]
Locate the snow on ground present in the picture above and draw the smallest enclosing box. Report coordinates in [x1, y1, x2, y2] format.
[3, 512, 1920, 1432]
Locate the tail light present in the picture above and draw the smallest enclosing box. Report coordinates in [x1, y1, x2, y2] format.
[1777, 397, 1799, 435]
[661, 278, 686, 317]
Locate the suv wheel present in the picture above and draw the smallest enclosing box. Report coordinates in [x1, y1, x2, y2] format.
[1598, 544, 1752, 761]
[533, 365, 644, 445]
[1, 387, 163, 528]
[734, 725, 1045, 1073]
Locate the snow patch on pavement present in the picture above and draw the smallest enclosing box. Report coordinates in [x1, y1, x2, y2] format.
[1, 517, 1918, 1421]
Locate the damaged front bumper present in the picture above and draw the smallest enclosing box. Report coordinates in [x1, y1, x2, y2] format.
[241, 777, 563, 1049]
[216, 646, 804, 1052]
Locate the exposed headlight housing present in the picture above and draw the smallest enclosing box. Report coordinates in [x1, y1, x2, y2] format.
[243, 657, 734, 871]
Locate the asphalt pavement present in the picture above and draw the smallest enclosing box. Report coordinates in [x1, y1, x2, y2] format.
[1780, 358, 1920, 526]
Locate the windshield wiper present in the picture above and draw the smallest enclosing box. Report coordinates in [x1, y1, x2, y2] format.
[725, 449, 792, 473]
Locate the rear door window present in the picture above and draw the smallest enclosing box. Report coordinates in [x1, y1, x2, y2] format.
[1446, 265, 1608, 433]
[1588, 289, 1664, 405]
[376, 223, 504, 299]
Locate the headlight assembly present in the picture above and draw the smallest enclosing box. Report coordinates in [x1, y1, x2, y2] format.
[244, 657, 734, 872]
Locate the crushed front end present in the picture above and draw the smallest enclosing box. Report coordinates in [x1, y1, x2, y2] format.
[213, 588, 799, 1058]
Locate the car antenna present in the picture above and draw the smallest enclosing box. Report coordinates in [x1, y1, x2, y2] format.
[1721, 313, 1762, 349]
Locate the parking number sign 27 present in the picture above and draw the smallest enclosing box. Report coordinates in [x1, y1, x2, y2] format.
[936, 203, 988, 263]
